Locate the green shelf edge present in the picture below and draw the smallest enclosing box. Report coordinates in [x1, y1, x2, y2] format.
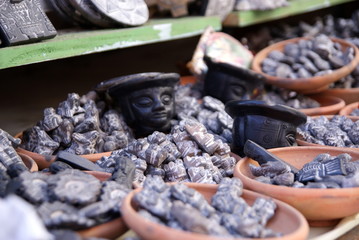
[0, 16, 221, 70]
[223, 0, 356, 27]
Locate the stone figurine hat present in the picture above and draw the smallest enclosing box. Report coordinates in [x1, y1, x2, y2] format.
[97, 72, 180, 137]
[225, 100, 307, 156]
[203, 56, 265, 103]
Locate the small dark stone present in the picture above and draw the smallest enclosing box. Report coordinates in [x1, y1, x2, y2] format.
[56, 151, 104, 172]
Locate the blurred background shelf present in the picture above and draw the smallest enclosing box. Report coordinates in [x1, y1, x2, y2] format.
[223, 0, 356, 27]
[0, 16, 221, 70]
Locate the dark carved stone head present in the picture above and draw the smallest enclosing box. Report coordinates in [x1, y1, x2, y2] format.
[104, 72, 179, 137]
[203, 56, 265, 103]
[225, 100, 307, 156]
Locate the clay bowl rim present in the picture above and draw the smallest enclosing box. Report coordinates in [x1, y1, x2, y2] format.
[14, 132, 111, 169]
[233, 146, 359, 225]
[296, 115, 359, 149]
[319, 87, 359, 105]
[251, 37, 359, 93]
[299, 95, 345, 116]
[121, 182, 309, 240]
[339, 101, 359, 120]
[77, 217, 128, 239]
[18, 152, 38, 172]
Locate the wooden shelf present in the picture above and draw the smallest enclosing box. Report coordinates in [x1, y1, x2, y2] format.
[0, 16, 221, 70]
[223, 0, 356, 27]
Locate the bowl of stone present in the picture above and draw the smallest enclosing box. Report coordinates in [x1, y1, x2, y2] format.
[251, 35, 359, 94]
[233, 140, 359, 227]
[296, 115, 359, 150]
[339, 101, 359, 121]
[121, 176, 309, 240]
[14, 91, 134, 170]
[9, 168, 130, 239]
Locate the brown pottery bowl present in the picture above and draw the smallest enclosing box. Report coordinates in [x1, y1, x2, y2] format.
[299, 95, 345, 116]
[318, 87, 359, 105]
[296, 115, 359, 151]
[251, 37, 359, 94]
[233, 146, 359, 227]
[77, 217, 128, 239]
[14, 132, 111, 170]
[121, 182, 309, 240]
[339, 101, 359, 121]
[19, 152, 38, 172]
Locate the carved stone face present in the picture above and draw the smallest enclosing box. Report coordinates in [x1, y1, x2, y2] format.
[221, 78, 248, 103]
[231, 115, 298, 157]
[127, 86, 175, 136]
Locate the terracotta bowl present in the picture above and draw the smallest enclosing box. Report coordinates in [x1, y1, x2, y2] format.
[14, 132, 111, 170]
[251, 37, 359, 94]
[77, 217, 128, 239]
[18, 152, 38, 172]
[180, 75, 197, 85]
[299, 95, 345, 116]
[233, 146, 359, 227]
[77, 171, 127, 239]
[121, 182, 309, 240]
[339, 101, 359, 120]
[296, 115, 359, 151]
[318, 88, 359, 105]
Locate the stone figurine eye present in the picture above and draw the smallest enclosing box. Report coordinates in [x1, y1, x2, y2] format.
[161, 94, 172, 105]
[135, 97, 153, 107]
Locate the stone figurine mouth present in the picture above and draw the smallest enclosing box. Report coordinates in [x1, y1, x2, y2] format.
[151, 112, 168, 118]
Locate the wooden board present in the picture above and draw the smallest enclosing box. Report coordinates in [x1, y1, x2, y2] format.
[0, 16, 221, 70]
[223, 0, 356, 27]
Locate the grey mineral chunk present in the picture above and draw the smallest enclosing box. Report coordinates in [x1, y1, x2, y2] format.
[171, 125, 202, 158]
[159, 139, 181, 162]
[41, 107, 63, 131]
[145, 165, 165, 178]
[101, 109, 126, 134]
[170, 183, 216, 217]
[212, 178, 247, 215]
[57, 93, 85, 118]
[312, 34, 334, 59]
[163, 159, 189, 182]
[73, 100, 100, 133]
[143, 144, 168, 167]
[268, 50, 285, 61]
[17, 171, 49, 204]
[22, 126, 59, 155]
[275, 63, 292, 78]
[183, 154, 213, 169]
[52, 119, 74, 146]
[184, 120, 219, 155]
[102, 130, 129, 152]
[202, 96, 226, 112]
[134, 187, 172, 219]
[284, 43, 300, 58]
[273, 172, 295, 186]
[111, 155, 136, 189]
[126, 138, 150, 157]
[348, 121, 359, 144]
[249, 197, 277, 226]
[66, 131, 99, 155]
[170, 201, 230, 237]
[250, 161, 291, 178]
[37, 201, 95, 229]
